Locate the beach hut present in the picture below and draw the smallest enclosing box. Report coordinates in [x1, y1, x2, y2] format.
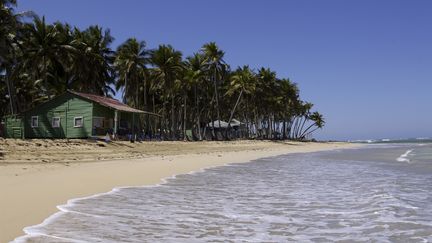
[207, 120, 230, 129]
[206, 119, 243, 129]
[3, 90, 159, 139]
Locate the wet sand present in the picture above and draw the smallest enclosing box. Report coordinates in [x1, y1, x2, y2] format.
[0, 139, 359, 242]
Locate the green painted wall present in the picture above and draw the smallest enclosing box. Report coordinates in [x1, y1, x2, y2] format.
[23, 93, 93, 138]
[65, 96, 93, 138]
[5, 115, 23, 138]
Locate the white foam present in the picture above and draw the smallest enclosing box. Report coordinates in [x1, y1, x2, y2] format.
[396, 149, 413, 163]
[13, 158, 265, 242]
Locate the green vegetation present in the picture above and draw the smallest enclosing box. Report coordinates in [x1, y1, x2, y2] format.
[0, 0, 324, 140]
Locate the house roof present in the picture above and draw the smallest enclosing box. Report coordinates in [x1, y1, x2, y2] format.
[207, 119, 242, 128]
[68, 90, 160, 116]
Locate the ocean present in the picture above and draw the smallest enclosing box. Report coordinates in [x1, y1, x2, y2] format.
[15, 143, 432, 242]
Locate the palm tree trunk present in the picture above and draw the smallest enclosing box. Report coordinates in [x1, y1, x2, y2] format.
[302, 127, 320, 140]
[300, 122, 317, 139]
[135, 80, 139, 107]
[162, 102, 167, 140]
[213, 75, 222, 134]
[143, 78, 147, 109]
[210, 93, 216, 139]
[152, 94, 156, 138]
[124, 77, 128, 104]
[195, 86, 202, 141]
[171, 95, 175, 140]
[5, 67, 17, 114]
[298, 116, 308, 137]
[43, 56, 51, 99]
[226, 89, 243, 138]
[292, 117, 300, 139]
[183, 95, 187, 141]
[267, 117, 272, 139]
[282, 118, 287, 140]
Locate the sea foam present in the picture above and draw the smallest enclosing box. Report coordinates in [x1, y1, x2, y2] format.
[396, 149, 413, 162]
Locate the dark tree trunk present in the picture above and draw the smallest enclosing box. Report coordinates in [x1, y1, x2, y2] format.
[171, 95, 176, 140]
[226, 89, 243, 139]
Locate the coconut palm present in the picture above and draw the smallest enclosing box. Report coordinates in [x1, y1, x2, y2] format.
[201, 42, 228, 137]
[0, 0, 18, 63]
[18, 16, 69, 99]
[69, 25, 115, 96]
[184, 53, 207, 140]
[150, 44, 183, 139]
[293, 102, 313, 139]
[0, 0, 19, 114]
[256, 67, 277, 138]
[114, 38, 150, 108]
[277, 78, 299, 139]
[299, 111, 325, 139]
[225, 65, 256, 137]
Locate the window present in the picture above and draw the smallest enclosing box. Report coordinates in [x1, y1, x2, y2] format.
[74, 117, 83, 128]
[31, 116, 38, 128]
[52, 117, 61, 128]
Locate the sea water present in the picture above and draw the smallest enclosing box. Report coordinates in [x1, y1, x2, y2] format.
[14, 143, 432, 242]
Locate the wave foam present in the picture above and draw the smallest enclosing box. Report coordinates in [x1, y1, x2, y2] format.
[396, 149, 413, 162]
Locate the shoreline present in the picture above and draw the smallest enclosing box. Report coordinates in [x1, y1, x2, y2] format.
[0, 140, 360, 242]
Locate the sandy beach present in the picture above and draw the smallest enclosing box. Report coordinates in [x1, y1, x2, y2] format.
[0, 139, 358, 242]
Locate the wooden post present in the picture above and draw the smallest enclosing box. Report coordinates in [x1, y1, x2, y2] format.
[114, 110, 118, 138]
[132, 112, 135, 141]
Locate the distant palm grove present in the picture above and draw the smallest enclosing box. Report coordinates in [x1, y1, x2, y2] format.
[0, 0, 324, 140]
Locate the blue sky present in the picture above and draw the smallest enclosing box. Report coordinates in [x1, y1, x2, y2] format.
[16, 0, 432, 141]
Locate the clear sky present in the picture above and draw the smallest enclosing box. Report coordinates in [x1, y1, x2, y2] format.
[16, 0, 432, 141]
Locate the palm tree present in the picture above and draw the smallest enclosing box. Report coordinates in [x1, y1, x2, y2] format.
[19, 16, 67, 100]
[201, 42, 228, 138]
[225, 65, 256, 138]
[0, 0, 18, 63]
[69, 25, 115, 96]
[0, 0, 19, 114]
[278, 78, 299, 139]
[299, 111, 325, 139]
[256, 67, 277, 138]
[294, 102, 313, 139]
[114, 38, 150, 108]
[150, 44, 183, 139]
[184, 53, 207, 140]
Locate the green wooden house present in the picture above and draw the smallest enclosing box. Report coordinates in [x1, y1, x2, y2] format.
[3, 90, 159, 139]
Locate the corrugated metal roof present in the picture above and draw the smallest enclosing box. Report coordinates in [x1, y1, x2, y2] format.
[68, 90, 160, 116]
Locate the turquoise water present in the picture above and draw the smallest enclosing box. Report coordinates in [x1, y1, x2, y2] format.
[15, 143, 432, 242]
